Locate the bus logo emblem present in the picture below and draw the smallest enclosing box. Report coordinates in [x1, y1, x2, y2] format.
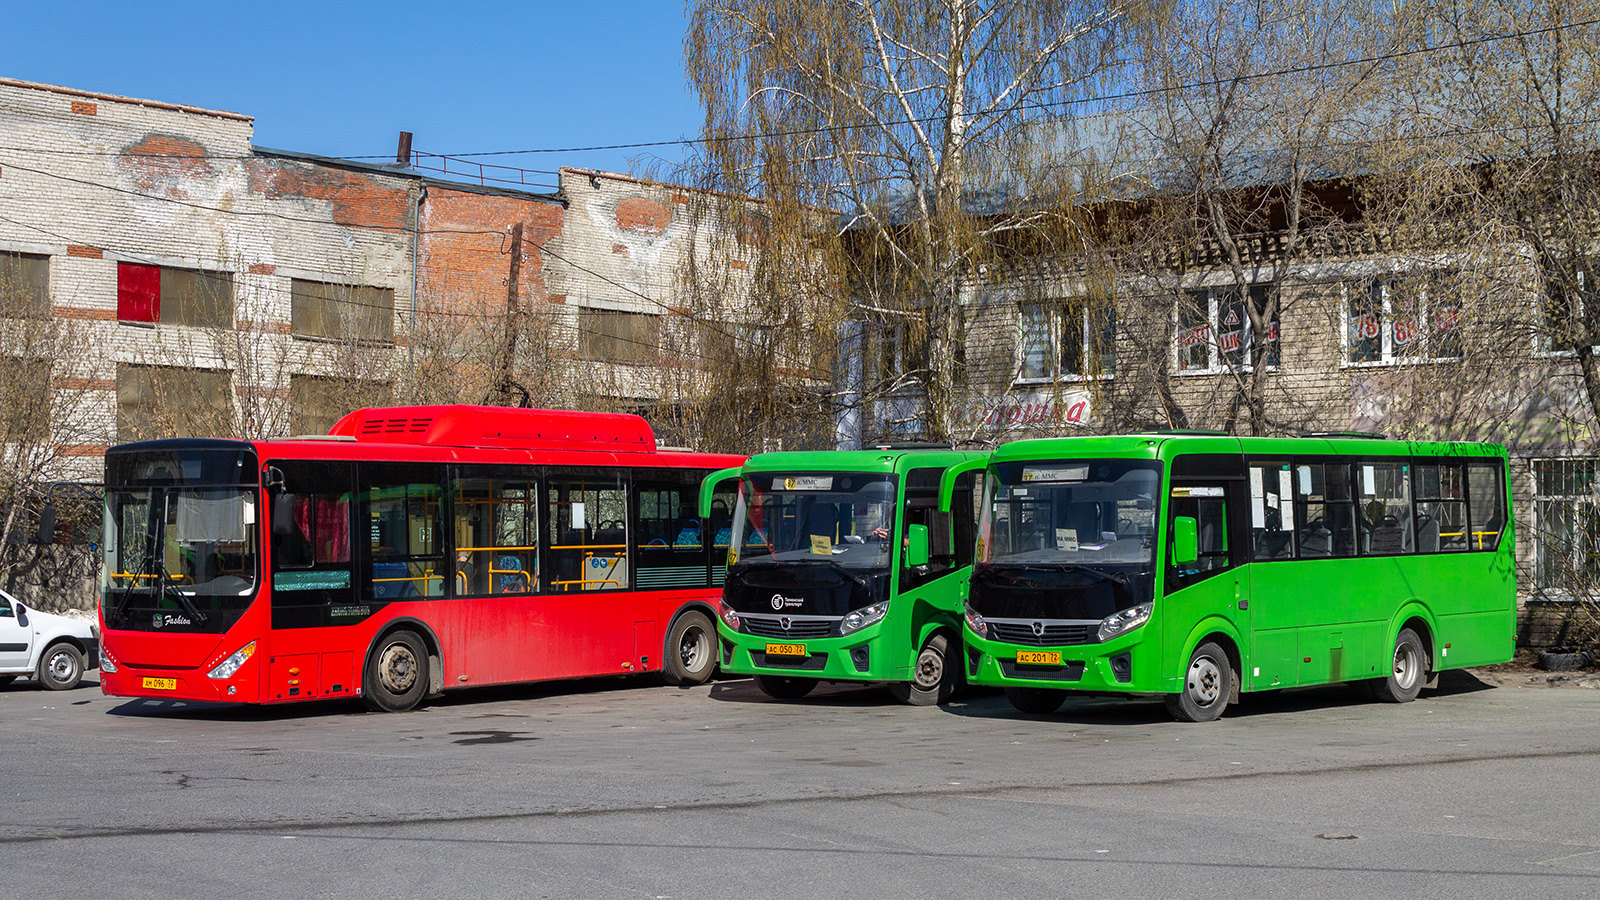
[1031, 621, 1045, 637]
[780, 617, 792, 631]
[771, 594, 785, 610]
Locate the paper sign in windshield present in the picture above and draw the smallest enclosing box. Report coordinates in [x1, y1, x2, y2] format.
[1055, 527, 1079, 551]
[810, 534, 832, 555]
[1023, 465, 1088, 482]
[785, 476, 833, 491]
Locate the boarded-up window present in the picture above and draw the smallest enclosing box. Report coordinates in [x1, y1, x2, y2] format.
[116, 364, 233, 442]
[578, 308, 660, 364]
[0, 356, 50, 442]
[116, 263, 233, 328]
[291, 279, 394, 342]
[289, 375, 393, 436]
[0, 251, 49, 317]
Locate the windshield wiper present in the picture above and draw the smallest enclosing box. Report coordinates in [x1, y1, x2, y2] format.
[161, 581, 208, 624]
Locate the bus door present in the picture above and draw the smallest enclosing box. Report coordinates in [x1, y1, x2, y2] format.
[1164, 456, 1249, 688]
[543, 471, 636, 676]
[895, 467, 978, 666]
[1244, 460, 1311, 689]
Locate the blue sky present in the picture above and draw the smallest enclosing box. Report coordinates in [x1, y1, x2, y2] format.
[1, 1, 704, 180]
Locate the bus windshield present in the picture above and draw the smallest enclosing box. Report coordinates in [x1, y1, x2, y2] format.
[982, 460, 1161, 566]
[729, 472, 896, 572]
[102, 446, 260, 634]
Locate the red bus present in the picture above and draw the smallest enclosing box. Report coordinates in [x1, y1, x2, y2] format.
[97, 405, 745, 711]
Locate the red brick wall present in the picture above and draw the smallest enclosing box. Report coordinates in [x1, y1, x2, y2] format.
[417, 187, 564, 314]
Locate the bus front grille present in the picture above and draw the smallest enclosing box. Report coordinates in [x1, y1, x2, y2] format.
[988, 621, 1096, 646]
[740, 615, 837, 639]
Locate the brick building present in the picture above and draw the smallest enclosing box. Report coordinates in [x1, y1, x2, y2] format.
[0, 77, 752, 488]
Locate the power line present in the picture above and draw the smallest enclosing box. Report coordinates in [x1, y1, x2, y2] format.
[423, 16, 1600, 158]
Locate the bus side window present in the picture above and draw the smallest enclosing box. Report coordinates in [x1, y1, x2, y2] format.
[545, 472, 628, 592]
[360, 464, 445, 601]
[901, 467, 958, 590]
[1358, 462, 1414, 555]
[1249, 463, 1295, 560]
[450, 469, 538, 597]
[1293, 463, 1357, 559]
[1169, 485, 1231, 587]
[633, 470, 709, 589]
[1467, 463, 1506, 551]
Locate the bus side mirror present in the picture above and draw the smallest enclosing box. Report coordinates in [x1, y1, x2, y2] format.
[905, 524, 930, 568]
[263, 466, 286, 492]
[272, 493, 297, 537]
[1172, 516, 1199, 566]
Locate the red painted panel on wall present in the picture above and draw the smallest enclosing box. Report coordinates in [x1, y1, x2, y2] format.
[116, 262, 160, 322]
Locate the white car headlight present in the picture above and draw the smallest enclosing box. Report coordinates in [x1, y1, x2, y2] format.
[1097, 603, 1153, 643]
[99, 645, 118, 674]
[718, 601, 740, 630]
[838, 602, 888, 635]
[207, 641, 256, 680]
[963, 603, 988, 639]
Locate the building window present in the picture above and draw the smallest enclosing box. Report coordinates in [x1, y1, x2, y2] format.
[1177, 285, 1279, 373]
[289, 375, 393, 437]
[0, 355, 50, 443]
[1346, 273, 1460, 364]
[116, 263, 234, 329]
[870, 319, 928, 387]
[578, 308, 660, 365]
[1019, 297, 1115, 381]
[1538, 257, 1592, 354]
[291, 279, 394, 343]
[0, 251, 49, 317]
[116, 364, 234, 442]
[1533, 458, 1600, 595]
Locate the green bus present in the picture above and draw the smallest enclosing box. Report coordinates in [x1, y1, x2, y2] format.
[699, 447, 986, 704]
[938, 433, 1514, 722]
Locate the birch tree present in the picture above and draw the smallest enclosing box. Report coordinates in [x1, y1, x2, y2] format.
[686, 0, 1159, 443]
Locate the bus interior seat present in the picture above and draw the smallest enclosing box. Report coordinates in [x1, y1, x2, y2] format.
[1369, 515, 1405, 554]
[673, 519, 701, 547]
[1416, 514, 1440, 552]
[1300, 522, 1332, 557]
[371, 561, 414, 598]
[1255, 529, 1293, 559]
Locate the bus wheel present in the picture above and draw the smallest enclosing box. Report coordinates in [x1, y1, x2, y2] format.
[1371, 628, 1425, 704]
[888, 633, 957, 706]
[1004, 687, 1065, 715]
[753, 674, 816, 700]
[38, 643, 85, 691]
[663, 611, 716, 686]
[363, 629, 427, 712]
[1166, 641, 1232, 722]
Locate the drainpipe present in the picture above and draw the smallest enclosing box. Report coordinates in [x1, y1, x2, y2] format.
[409, 183, 425, 391]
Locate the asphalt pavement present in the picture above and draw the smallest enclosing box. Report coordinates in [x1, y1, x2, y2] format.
[2, 671, 1598, 898]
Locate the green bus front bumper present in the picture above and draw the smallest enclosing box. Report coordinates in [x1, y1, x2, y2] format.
[962, 624, 1163, 693]
[716, 621, 910, 683]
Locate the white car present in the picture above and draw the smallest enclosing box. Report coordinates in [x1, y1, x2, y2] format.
[0, 591, 97, 691]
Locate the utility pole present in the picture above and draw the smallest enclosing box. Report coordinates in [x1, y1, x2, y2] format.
[484, 222, 531, 407]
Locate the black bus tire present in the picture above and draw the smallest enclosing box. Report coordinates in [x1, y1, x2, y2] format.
[1004, 686, 1066, 715]
[363, 629, 428, 712]
[1165, 641, 1232, 722]
[888, 633, 958, 706]
[663, 610, 717, 686]
[1371, 627, 1425, 703]
[38, 643, 85, 691]
[753, 674, 816, 700]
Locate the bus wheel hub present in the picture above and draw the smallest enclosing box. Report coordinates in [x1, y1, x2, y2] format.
[380, 644, 418, 692]
[1187, 657, 1221, 704]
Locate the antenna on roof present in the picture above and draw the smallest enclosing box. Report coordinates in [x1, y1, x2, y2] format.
[1300, 430, 1388, 440]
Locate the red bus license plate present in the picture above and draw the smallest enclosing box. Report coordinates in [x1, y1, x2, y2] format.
[142, 677, 177, 691]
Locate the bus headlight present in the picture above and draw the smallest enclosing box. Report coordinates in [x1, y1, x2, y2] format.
[99, 645, 118, 674]
[963, 603, 988, 639]
[1097, 603, 1152, 642]
[718, 601, 740, 631]
[207, 642, 256, 680]
[839, 602, 888, 635]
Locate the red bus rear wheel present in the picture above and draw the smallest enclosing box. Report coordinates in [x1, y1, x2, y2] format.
[662, 610, 716, 686]
[363, 629, 428, 712]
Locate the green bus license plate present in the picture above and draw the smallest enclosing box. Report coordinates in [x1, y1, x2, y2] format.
[765, 642, 807, 658]
[1016, 650, 1062, 665]
[142, 677, 177, 691]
